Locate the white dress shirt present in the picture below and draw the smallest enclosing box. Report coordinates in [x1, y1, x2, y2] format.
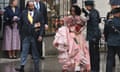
[34, 2, 40, 10]
[29, 11, 34, 17]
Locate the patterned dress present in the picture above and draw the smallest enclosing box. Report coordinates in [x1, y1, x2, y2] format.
[3, 23, 20, 51]
[53, 16, 90, 72]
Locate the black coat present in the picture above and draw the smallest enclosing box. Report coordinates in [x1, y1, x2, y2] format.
[34, 1, 48, 35]
[34, 1, 48, 25]
[86, 9, 101, 41]
[104, 11, 113, 41]
[20, 9, 44, 40]
[4, 6, 21, 27]
[104, 17, 120, 46]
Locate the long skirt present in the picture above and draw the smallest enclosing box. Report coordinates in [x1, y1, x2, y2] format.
[53, 26, 90, 71]
[3, 23, 20, 51]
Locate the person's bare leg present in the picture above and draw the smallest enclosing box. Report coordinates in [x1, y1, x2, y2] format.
[8, 51, 12, 58]
[13, 50, 17, 58]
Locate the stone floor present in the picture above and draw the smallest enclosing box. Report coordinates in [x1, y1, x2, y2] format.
[0, 53, 119, 72]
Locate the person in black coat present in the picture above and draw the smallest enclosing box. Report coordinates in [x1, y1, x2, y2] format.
[104, 4, 120, 70]
[15, 1, 44, 72]
[3, 0, 21, 59]
[83, 1, 101, 72]
[34, 0, 48, 59]
[104, 7, 120, 72]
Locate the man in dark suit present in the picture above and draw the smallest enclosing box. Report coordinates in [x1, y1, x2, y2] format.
[15, 1, 44, 72]
[34, 0, 48, 59]
[104, 7, 120, 72]
[83, 1, 101, 72]
[104, 3, 119, 71]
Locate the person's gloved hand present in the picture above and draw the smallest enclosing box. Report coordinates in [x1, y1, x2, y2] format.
[82, 8, 89, 17]
[13, 16, 20, 21]
[38, 36, 42, 42]
[45, 24, 48, 30]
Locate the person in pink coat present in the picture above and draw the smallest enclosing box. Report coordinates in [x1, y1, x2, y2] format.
[53, 5, 90, 72]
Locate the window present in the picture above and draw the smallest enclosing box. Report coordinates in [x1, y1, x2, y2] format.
[0, 0, 9, 10]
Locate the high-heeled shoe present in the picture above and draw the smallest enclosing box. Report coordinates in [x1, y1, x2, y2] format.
[62, 69, 68, 72]
[9, 56, 12, 59]
[13, 56, 17, 59]
[15, 65, 24, 72]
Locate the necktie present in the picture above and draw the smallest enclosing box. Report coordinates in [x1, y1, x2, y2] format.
[30, 12, 32, 17]
[28, 12, 33, 24]
[36, 2, 39, 10]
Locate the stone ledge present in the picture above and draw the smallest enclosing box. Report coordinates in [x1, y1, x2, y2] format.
[0, 58, 20, 63]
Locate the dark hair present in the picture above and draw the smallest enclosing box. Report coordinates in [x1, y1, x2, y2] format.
[9, 0, 15, 5]
[25, 1, 34, 8]
[85, 1, 94, 7]
[70, 5, 81, 16]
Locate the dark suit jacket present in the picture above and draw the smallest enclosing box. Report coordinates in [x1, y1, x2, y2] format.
[104, 12, 112, 41]
[35, 1, 48, 25]
[4, 6, 21, 26]
[20, 9, 44, 40]
[86, 9, 101, 41]
[35, 1, 48, 35]
[104, 17, 120, 46]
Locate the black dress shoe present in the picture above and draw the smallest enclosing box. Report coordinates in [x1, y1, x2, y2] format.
[15, 65, 24, 72]
[15, 68, 24, 72]
[40, 56, 45, 60]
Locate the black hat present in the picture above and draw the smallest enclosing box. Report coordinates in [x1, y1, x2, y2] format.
[85, 0, 94, 6]
[111, 7, 120, 14]
[110, 0, 120, 5]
